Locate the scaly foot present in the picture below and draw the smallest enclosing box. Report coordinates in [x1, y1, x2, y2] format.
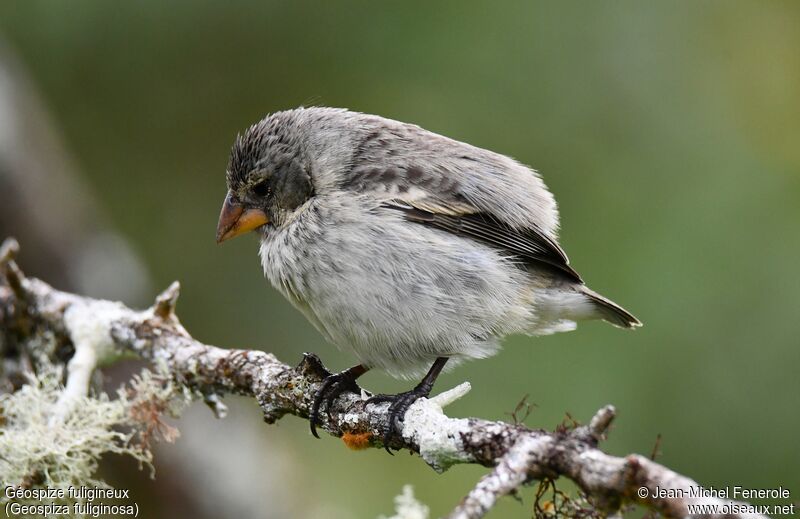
[309, 361, 368, 438]
[367, 357, 449, 453]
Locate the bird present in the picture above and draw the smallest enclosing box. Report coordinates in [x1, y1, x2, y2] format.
[215, 107, 640, 449]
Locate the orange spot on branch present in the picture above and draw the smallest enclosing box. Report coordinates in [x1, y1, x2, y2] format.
[342, 431, 372, 450]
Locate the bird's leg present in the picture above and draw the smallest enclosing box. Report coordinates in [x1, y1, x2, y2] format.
[309, 362, 368, 438]
[367, 357, 449, 453]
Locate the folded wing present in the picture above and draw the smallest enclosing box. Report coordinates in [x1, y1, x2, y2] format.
[340, 116, 580, 281]
[382, 199, 582, 282]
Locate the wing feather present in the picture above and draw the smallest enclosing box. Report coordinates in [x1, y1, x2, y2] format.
[383, 199, 582, 282]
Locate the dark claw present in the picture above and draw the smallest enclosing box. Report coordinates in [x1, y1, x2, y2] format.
[365, 357, 449, 454]
[301, 352, 330, 377]
[310, 375, 350, 438]
[367, 387, 432, 454]
[308, 361, 368, 438]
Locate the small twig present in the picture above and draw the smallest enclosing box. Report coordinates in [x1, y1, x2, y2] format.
[203, 392, 229, 419]
[0, 238, 25, 299]
[556, 412, 581, 434]
[153, 281, 181, 320]
[448, 435, 550, 519]
[506, 393, 535, 425]
[650, 433, 663, 461]
[0, 237, 20, 264]
[573, 405, 616, 444]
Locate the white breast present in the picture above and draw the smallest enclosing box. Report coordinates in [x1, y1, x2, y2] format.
[259, 194, 539, 379]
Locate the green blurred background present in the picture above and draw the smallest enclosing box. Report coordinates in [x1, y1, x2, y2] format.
[1, 1, 798, 517]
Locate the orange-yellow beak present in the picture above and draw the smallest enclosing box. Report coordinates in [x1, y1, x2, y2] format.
[215, 191, 269, 243]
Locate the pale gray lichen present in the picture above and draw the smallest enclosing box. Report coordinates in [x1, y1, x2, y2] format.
[0, 361, 194, 518]
[63, 299, 130, 366]
[0, 365, 150, 498]
[378, 485, 430, 519]
[401, 383, 473, 472]
[51, 299, 134, 423]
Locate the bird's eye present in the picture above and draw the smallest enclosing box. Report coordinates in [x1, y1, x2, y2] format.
[251, 181, 270, 198]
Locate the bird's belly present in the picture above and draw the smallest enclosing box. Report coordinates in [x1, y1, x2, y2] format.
[260, 206, 535, 378]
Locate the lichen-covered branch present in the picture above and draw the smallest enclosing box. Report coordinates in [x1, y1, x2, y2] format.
[0, 238, 768, 519]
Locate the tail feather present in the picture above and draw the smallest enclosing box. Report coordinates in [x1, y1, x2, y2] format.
[581, 287, 642, 329]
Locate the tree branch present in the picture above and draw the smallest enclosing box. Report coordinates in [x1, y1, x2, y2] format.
[0, 238, 768, 518]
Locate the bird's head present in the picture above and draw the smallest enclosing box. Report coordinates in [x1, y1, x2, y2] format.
[215, 114, 314, 243]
